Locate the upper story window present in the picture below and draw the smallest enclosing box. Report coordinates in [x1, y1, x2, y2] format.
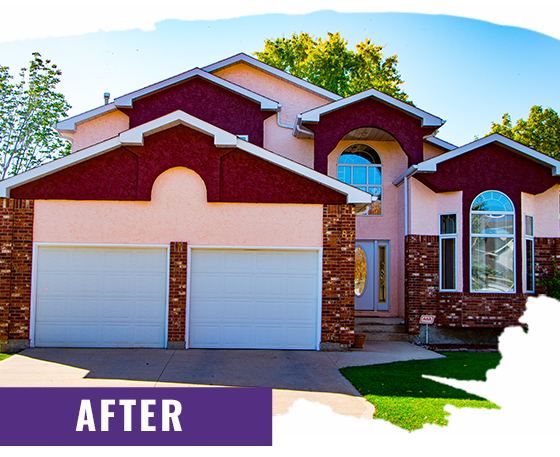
[470, 191, 515, 293]
[337, 144, 382, 216]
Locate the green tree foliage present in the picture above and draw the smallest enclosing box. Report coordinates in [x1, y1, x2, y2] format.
[489, 106, 560, 159]
[254, 32, 410, 102]
[1, 53, 71, 180]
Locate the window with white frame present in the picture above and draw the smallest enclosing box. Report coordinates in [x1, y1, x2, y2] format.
[525, 215, 535, 293]
[470, 191, 515, 292]
[440, 214, 457, 291]
[337, 144, 382, 216]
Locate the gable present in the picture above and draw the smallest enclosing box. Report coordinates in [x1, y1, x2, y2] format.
[9, 123, 349, 205]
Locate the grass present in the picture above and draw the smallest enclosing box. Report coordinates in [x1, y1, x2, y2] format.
[340, 351, 501, 431]
[0, 354, 12, 362]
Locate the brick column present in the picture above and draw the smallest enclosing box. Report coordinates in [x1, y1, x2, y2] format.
[0, 198, 34, 352]
[168, 241, 188, 349]
[321, 204, 355, 350]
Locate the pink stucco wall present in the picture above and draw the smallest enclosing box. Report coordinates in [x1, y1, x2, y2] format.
[328, 140, 409, 317]
[33, 167, 324, 247]
[422, 142, 446, 161]
[71, 110, 130, 152]
[213, 62, 328, 166]
[522, 186, 560, 238]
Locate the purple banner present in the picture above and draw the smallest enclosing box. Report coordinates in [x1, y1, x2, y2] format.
[0, 387, 272, 446]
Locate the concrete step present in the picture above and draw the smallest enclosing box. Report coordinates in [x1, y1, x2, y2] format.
[359, 332, 411, 342]
[356, 324, 407, 333]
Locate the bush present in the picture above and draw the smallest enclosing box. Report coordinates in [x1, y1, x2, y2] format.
[539, 260, 560, 299]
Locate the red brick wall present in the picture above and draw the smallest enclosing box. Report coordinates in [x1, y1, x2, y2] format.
[322, 204, 356, 347]
[0, 198, 34, 343]
[404, 234, 557, 334]
[168, 241, 188, 343]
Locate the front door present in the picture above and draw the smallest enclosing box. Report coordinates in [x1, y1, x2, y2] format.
[355, 240, 389, 311]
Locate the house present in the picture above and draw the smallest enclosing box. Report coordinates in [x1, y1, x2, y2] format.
[1, 53, 559, 352]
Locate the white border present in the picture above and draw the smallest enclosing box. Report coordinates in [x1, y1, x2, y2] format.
[30, 243, 170, 349]
[185, 245, 323, 351]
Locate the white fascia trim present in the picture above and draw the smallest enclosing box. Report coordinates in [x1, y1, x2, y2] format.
[202, 53, 342, 102]
[424, 135, 457, 151]
[119, 111, 239, 148]
[418, 134, 560, 176]
[2, 110, 371, 204]
[56, 69, 280, 134]
[114, 68, 280, 111]
[300, 88, 445, 128]
[0, 137, 122, 197]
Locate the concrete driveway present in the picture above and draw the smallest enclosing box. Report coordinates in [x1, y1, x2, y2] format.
[0, 341, 442, 419]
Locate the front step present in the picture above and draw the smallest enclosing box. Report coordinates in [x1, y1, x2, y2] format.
[355, 317, 410, 342]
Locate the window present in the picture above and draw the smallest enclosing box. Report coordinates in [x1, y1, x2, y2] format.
[525, 215, 535, 293]
[440, 214, 457, 291]
[337, 144, 382, 215]
[470, 191, 515, 292]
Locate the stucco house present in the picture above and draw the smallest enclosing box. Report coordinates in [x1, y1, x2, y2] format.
[1, 53, 559, 352]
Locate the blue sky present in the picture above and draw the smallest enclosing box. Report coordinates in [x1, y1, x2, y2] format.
[1, 5, 559, 147]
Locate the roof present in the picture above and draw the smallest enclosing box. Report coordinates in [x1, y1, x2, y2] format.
[202, 53, 343, 102]
[424, 135, 456, 151]
[4, 110, 372, 206]
[417, 134, 560, 175]
[393, 133, 560, 186]
[299, 88, 445, 128]
[57, 68, 281, 134]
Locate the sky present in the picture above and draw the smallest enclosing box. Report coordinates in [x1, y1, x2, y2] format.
[1, 1, 559, 455]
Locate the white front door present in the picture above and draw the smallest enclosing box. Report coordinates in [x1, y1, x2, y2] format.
[355, 240, 390, 312]
[34, 246, 168, 348]
[189, 249, 320, 349]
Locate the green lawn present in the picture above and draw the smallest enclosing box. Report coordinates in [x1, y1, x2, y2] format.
[0, 354, 12, 362]
[340, 351, 501, 431]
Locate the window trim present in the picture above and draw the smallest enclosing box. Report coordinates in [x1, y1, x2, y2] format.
[439, 213, 458, 292]
[469, 190, 516, 294]
[337, 143, 383, 217]
[525, 215, 535, 293]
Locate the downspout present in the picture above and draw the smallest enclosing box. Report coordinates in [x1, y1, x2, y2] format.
[404, 175, 409, 236]
[275, 104, 293, 129]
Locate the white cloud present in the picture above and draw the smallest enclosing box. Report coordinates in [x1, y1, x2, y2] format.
[1, 1, 558, 43]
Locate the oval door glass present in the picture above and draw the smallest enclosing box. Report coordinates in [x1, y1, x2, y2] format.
[355, 246, 367, 296]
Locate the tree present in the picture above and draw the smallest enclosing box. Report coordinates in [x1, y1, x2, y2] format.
[488, 106, 560, 159]
[254, 32, 410, 102]
[1, 52, 71, 180]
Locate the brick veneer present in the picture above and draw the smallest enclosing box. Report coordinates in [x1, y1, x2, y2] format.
[168, 241, 188, 346]
[405, 234, 559, 334]
[321, 204, 356, 349]
[0, 198, 34, 350]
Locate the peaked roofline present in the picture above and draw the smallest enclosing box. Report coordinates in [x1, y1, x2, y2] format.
[299, 88, 445, 128]
[410, 134, 560, 179]
[202, 53, 343, 102]
[57, 68, 281, 133]
[4, 111, 372, 206]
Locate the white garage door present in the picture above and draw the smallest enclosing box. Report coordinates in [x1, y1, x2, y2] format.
[34, 246, 167, 348]
[189, 249, 320, 349]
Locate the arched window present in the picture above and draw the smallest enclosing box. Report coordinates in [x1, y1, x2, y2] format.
[337, 144, 382, 216]
[470, 191, 515, 292]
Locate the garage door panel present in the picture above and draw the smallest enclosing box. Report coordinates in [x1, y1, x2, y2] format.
[190, 249, 319, 350]
[255, 276, 285, 296]
[223, 325, 254, 346]
[35, 246, 167, 348]
[255, 301, 285, 321]
[190, 273, 224, 296]
[224, 275, 254, 296]
[223, 300, 254, 320]
[190, 325, 221, 346]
